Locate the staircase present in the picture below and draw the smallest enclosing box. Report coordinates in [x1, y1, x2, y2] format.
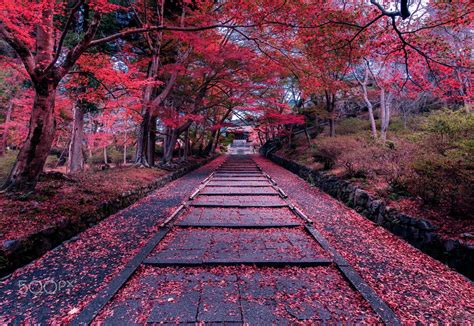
[229, 139, 253, 155]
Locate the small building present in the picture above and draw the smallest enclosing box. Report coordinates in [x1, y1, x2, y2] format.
[226, 125, 254, 155]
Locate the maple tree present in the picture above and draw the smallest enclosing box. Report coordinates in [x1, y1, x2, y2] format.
[0, 0, 471, 192]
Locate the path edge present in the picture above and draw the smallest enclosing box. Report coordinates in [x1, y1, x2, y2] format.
[261, 150, 473, 280]
[0, 155, 219, 278]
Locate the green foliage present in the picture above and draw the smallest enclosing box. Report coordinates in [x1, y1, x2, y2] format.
[309, 110, 474, 218]
[0, 151, 17, 184]
[45, 155, 59, 169]
[88, 152, 107, 165]
[222, 133, 235, 147]
[423, 109, 474, 142]
[88, 147, 132, 166]
[335, 117, 370, 135]
[108, 148, 121, 164]
[387, 117, 406, 133]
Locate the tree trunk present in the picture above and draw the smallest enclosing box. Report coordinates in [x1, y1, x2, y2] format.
[135, 53, 159, 166]
[325, 90, 336, 137]
[135, 111, 151, 166]
[211, 130, 221, 154]
[182, 128, 189, 162]
[123, 132, 128, 165]
[67, 105, 85, 173]
[103, 146, 108, 164]
[162, 128, 179, 165]
[358, 65, 378, 138]
[0, 101, 13, 156]
[380, 88, 392, 141]
[146, 116, 156, 166]
[304, 126, 312, 147]
[204, 130, 217, 155]
[2, 85, 57, 192]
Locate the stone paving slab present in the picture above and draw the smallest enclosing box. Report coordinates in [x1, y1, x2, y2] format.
[212, 176, 267, 180]
[213, 174, 266, 177]
[199, 186, 278, 195]
[210, 178, 269, 182]
[177, 207, 299, 226]
[147, 228, 329, 264]
[207, 180, 271, 187]
[94, 266, 380, 324]
[191, 195, 287, 207]
[217, 169, 259, 172]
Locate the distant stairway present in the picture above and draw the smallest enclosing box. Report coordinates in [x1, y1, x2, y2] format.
[229, 139, 254, 155]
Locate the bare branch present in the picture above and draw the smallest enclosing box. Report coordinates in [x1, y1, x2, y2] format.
[370, 0, 410, 19]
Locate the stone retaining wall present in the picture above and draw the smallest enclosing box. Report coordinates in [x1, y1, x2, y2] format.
[263, 149, 473, 279]
[0, 156, 217, 277]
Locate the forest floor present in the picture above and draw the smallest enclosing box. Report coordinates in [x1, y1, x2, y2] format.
[275, 116, 473, 243]
[0, 155, 205, 242]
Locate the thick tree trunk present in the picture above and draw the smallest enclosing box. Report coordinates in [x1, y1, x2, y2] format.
[2, 85, 57, 192]
[135, 111, 151, 166]
[0, 101, 13, 156]
[67, 106, 85, 173]
[135, 53, 159, 166]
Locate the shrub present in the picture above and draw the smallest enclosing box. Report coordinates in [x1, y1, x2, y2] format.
[45, 155, 59, 169]
[109, 148, 124, 166]
[88, 152, 106, 165]
[336, 118, 370, 135]
[0, 151, 17, 184]
[312, 136, 362, 170]
[422, 110, 474, 154]
[407, 154, 473, 218]
[312, 143, 341, 170]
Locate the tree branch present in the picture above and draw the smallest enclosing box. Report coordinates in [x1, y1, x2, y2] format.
[43, 0, 84, 75]
[0, 22, 36, 78]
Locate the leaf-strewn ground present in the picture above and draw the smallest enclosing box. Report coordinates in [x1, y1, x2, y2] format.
[0, 166, 171, 243]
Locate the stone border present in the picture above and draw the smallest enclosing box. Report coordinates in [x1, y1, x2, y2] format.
[0, 156, 218, 277]
[263, 151, 473, 280]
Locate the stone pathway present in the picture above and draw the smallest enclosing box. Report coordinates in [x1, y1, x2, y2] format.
[1, 155, 472, 324]
[73, 156, 399, 324]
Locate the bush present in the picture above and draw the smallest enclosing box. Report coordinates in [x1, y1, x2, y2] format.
[307, 110, 474, 219]
[312, 144, 341, 170]
[422, 110, 474, 153]
[336, 118, 370, 135]
[312, 136, 362, 170]
[88, 152, 106, 165]
[45, 155, 59, 169]
[407, 154, 473, 218]
[109, 148, 124, 166]
[0, 151, 17, 184]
